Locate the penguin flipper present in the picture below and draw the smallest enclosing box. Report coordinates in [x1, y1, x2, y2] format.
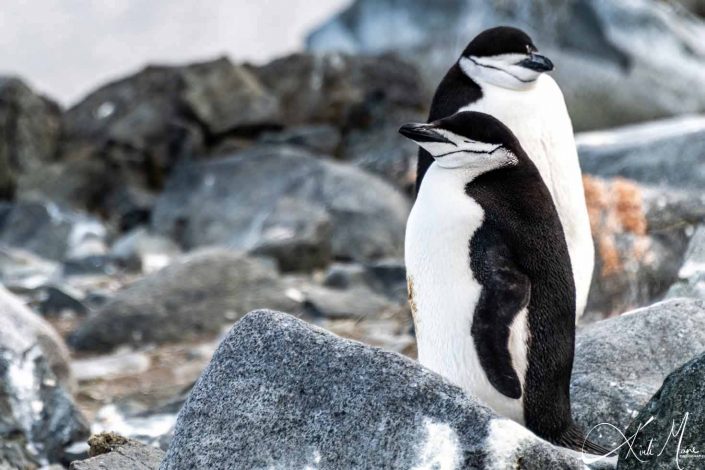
[470, 241, 531, 400]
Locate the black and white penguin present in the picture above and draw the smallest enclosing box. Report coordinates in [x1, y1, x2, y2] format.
[416, 26, 594, 321]
[401, 111, 607, 455]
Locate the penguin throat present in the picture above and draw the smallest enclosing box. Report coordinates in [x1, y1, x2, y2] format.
[459, 56, 539, 92]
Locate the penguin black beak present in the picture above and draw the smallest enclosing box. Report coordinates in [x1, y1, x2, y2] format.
[518, 53, 554, 72]
[399, 123, 454, 145]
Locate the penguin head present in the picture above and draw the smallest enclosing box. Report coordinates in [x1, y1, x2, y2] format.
[399, 111, 523, 172]
[459, 26, 554, 90]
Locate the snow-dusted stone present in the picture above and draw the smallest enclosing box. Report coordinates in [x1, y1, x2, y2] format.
[0, 286, 88, 465]
[161, 310, 588, 469]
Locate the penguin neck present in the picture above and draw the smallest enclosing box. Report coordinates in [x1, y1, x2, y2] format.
[419, 161, 486, 197]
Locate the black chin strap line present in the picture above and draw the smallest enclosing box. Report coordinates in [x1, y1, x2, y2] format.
[466, 57, 538, 84]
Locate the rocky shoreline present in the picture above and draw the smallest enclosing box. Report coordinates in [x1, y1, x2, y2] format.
[3, 0, 705, 469]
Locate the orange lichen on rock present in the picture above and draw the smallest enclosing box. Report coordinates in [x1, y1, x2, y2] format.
[597, 231, 622, 277]
[583, 175, 649, 278]
[612, 177, 647, 236]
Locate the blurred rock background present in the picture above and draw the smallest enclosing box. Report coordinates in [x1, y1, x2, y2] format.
[3, 0, 705, 468]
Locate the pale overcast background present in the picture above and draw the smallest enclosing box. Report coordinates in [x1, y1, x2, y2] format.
[0, 0, 350, 106]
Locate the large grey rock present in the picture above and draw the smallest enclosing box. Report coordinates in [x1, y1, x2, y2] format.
[69, 249, 299, 352]
[0, 77, 61, 200]
[0, 200, 107, 261]
[162, 310, 586, 469]
[69, 433, 164, 470]
[571, 298, 705, 450]
[618, 352, 705, 469]
[578, 115, 705, 190]
[583, 177, 705, 319]
[0, 286, 88, 465]
[667, 224, 705, 300]
[307, 0, 705, 131]
[248, 197, 332, 272]
[152, 145, 411, 262]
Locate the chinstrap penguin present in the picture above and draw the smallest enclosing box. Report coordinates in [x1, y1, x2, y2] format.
[401, 111, 608, 456]
[416, 26, 594, 321]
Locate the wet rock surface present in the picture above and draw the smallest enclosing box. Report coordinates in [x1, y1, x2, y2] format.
[571, 298, 705, 450]
[162, 310, 585, 470]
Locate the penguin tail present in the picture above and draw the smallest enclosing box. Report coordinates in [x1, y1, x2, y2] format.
[554, 423, 612, 456]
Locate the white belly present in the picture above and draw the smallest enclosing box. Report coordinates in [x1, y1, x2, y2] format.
[459, 75, 594, 320]
[406, 165, 525, 423]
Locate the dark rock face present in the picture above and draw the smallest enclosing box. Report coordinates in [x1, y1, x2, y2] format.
[618, 352, 705, 469]
[162, 310, 584, 470]
[578, 116, 705, 190]
[69, 249, 299, 352]
[252, 53, 426, 188]
[0, 286, 88, 466]
[307, 0, 705, 131]
[571, 298, 705, 450]
[69, 435, 164, 470]
[251, 53, 425, 128]
[17, 159, 113, 215]
[0, 77, 62, 200]
[583, 177, 705, 319]
[151, 146, 410, 262]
